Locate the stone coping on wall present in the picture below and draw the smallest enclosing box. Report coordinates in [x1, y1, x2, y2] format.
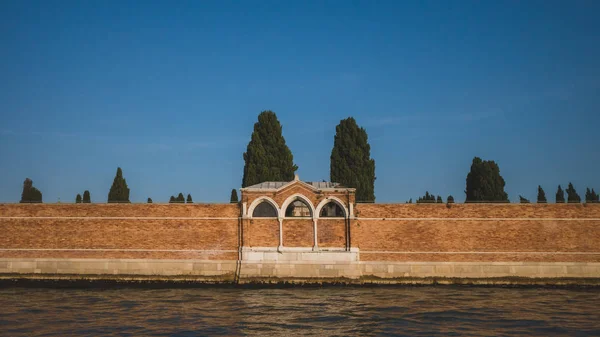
[2, 258, 599, 285]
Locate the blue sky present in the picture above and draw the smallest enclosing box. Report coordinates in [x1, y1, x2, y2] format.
[1, 0, 599, 203]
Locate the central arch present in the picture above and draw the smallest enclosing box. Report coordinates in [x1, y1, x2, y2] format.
[280, 194, 315, 248]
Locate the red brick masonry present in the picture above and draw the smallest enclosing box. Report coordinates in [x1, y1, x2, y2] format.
[1, 203, 599, 262]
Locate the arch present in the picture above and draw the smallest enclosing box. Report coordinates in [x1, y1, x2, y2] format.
[315, 196, 348, 219]
[280, 193, 315, 218]
[247, 196, 280, 218]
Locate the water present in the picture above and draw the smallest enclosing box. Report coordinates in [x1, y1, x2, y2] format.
[1, 285, 599, 336]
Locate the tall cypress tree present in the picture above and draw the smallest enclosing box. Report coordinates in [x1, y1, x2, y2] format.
[75, 194, 82, 203]
[465, 157, 509, 203]
[566, 182, 581, 203]
[330, 117, 376, 202]
[107, 167, 130, 203]
[556, 185, 565, 203]
[186, 194, 193, 203]
[177, 193, 185, 203]
[242, 111, 298, 187]
[586, 188, 592, 202]
[82, 190, 91, 203]
[230, 189, 239, 203]
[537, 185, 547, 203]
[20, 178, 42, 203]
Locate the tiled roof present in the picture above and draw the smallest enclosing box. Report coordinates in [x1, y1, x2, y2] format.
[244, 181, 342, 190]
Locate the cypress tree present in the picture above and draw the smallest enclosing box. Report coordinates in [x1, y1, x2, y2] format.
[593, 188, 600, 202]
[566, 182, 581, 203]
[186, 194, 193, 203]
[230, 189, 239, 203]
[519, 195, 530, 203]
[436, 195, 443, 203]
[242, 111, 298, 187]
[76, 194, 82, 203]
[586, 188, 592, 202]
[82, 190, 91, 203]
[169, 196, 176, 203]
[447, 195, 454, 203]
[465, 157, 509, 203]
[107, 167, 130, 203]
[147, 197, 153, 203]
[20, 178, 42, 203]
[177, 193, 185, 203]
[556, 185, 565, 203]
[330, 117, 376, 202]
[537, 186, 547, 203]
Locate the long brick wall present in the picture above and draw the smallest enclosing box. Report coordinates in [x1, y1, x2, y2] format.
[0, 204, 239, 260]
[353, 203, 600, 262]
[1, 203, 599, 263]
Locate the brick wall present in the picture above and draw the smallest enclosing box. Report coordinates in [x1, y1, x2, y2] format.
[2, 203, 599, 262]
[0, 204, 239, 260]
[353, 204, 600, 262]
[317, 219, 346, 248]
[282, 219, 314, 247]
[244, 218, 279, 247]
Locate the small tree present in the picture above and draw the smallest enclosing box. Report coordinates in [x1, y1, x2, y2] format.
[20, 178, 42, 203]
[593, 189, 600, 203]
[169, 196, 176, 203]
[186, 194, 193, 203]
[447, 195, 454, 203]
[586, 188, 592, 202]
[408, 198, 412, 204]
[566, 182, 581, 203]
[177, 193, 185, 203]
[107, 167, 130, 203]
[230, 189, 239, 203]
[82, 190, 91, 203]
[537, 186, 547, 203]
[556, 185, 565, 203]
[76, 194, 82, 203]
[147, 197, 153, 203]
[519, 195, 530, 203]
[436, 196, 443, 203]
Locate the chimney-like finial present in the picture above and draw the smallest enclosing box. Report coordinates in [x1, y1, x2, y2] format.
[294, 174, 299, 181]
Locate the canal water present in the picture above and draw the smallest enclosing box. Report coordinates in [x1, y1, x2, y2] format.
[1, 285, 599, 336]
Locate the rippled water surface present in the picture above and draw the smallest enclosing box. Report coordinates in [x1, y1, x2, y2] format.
[1, 285, 599, 336]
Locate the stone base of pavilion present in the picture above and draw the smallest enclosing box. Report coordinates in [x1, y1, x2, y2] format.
[241, 246, 359, 262]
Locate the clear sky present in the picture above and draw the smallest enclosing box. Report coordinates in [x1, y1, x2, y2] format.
[1, 0, 598, 203]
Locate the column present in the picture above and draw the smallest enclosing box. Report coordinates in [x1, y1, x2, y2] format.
[278, 217, 283, 251]
[313, 218, 319, 251]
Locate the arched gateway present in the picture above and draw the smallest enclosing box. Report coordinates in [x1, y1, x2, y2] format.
[240, 175, 358, 262]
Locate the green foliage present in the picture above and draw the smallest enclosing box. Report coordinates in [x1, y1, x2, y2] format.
[230, 189, 239, 203]
[147, 197, 153, 203]
[556, 185, 565, 203]
[330, 117, 376, 202]
[447, 195, 455, 203]
[519, 195, 530, 203]
[585, 188, 599, 203]
[82, 190, 91, 203]
[436, 196, 443, 203]
[169, 196, 176, 203]
[417, 191, 437, 203]
[242, 111, 298, 187]
[465, 157, 509, 203]
[20, 178, 42, 203]
[107, 167, 130, 203]
[566, 182, 581, 203]
[75, 194, 82, 203]
[186, 194, 193, 203]
[177, 193, 185, 203]
[537, 186, 547, 203]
